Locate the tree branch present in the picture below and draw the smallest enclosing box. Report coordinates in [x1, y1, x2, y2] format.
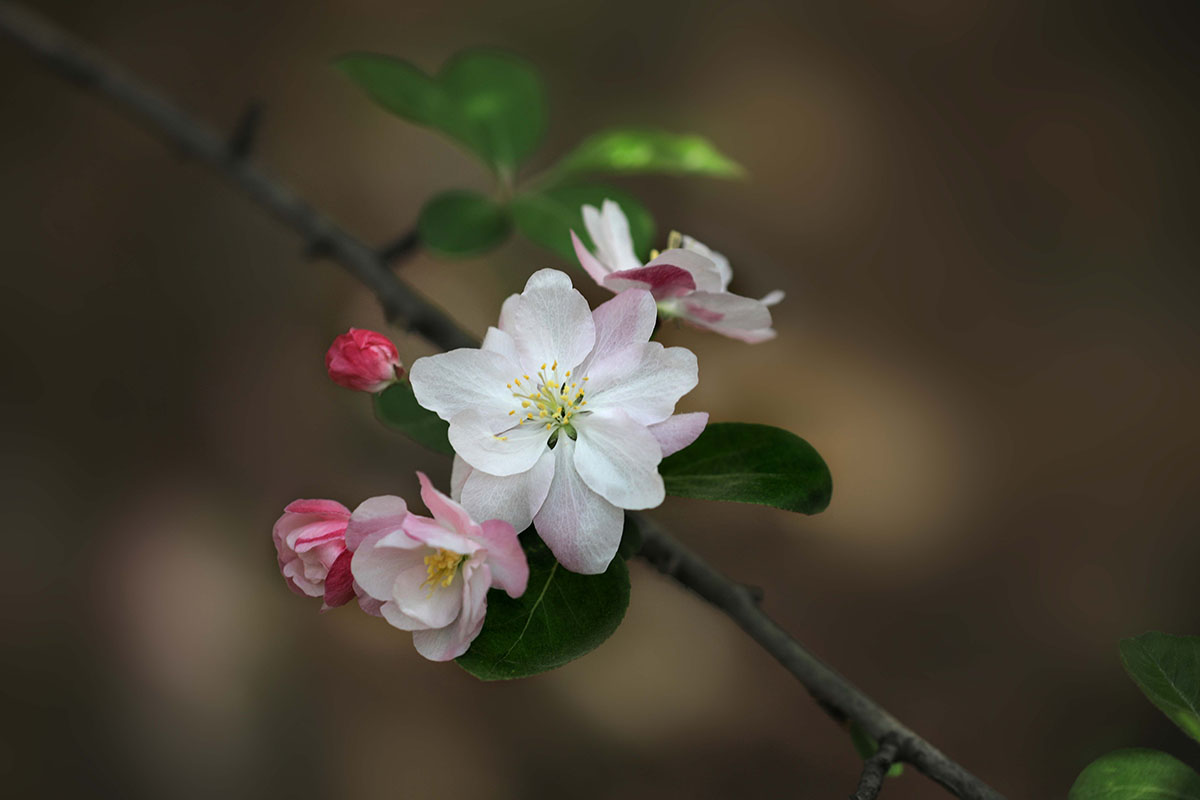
[850, 737, 900, 800]
[0, 5, 1005, 799]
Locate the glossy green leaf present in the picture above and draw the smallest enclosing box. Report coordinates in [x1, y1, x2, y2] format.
[511, 183, 654, 262]
[457, 531, 630, 680]
[1120, 632, 1200, 744]
[660, 423, 832, 514]
[373, 380, 453, 455]
[337, 50, 547, 172]
[848, 722, 904, 778]
[556, 129, 745, 178]
[417, 190, 511, 257]
[1069, 749, 1200, 800]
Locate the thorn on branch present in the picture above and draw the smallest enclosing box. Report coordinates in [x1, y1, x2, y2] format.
[228, 100, 263, 161]
[850, 737, 901, 800]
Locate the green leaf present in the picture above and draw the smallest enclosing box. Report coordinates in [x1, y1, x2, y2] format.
[511, 183, 654, 262]
[337, 49, 547, 172]
[555, 129, 745, 179]
[1120, 632, 1200, 744]
[1069, 749, 1200, 800]
[417, 190, 511, 257]
[457, 531, 630, 680]
[373, 380, 453, 455]
[848, 722, 903, 778]
[659, 423, 833, 514]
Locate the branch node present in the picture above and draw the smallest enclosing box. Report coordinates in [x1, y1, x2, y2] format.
[850, 736, 901, 800]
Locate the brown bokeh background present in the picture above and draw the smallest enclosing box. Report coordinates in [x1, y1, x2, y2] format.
[2, 1, 1198, 797]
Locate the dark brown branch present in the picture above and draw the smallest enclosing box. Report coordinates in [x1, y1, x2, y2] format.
[228, 100, 263, 161]
[0, 6, 1005, 799]
[378, 229, 420, 265]
[850, 737, 900, 800]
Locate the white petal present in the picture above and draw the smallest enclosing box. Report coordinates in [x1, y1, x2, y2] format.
[679, 291, 774, 341]
[450, 455, 472, 502]
[459, 447, 555, 532]
[523, 268, 574, 292]
[481, 326, 521, 364]
[533, 435, 624, 575]
[499, 282, 596, 374]
[584, 200, 642, 271]
[648, 412, 709, 457]
[585, 342, 698, 425]
[351, 535, 424, 602]
[760, 289, 785, 307]
[409, 348, 521, 424]
[577, 289, 657, 379]
[573, 408, 665, 509]
[392, 559, 464, 629]
[344, 494, 408, 552]
[411, 563, 490, 661]
[682, 234, 734, 291]
[572, 230, 616, 286]
[380, 601, 429, 631]
[448, 408, 551, 477]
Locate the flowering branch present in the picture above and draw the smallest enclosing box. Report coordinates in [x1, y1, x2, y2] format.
[0, 5, 1004, 798]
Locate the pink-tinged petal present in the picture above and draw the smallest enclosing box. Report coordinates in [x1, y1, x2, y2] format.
[603, 264, 697, 299]
[585, 342, 698, 425]
[499, 276, 596, 374]
[648, 412, 709, 457]
[679, 291, 773, 339]
[728, 326, 777, 343]
[391, 560, 465, 629]
[351, 534, 424, 601]
[573, 408, 665, 510]
[681, 234, 733, 291]
[417, 471, 476, 535]
[589, 289, 657, 362]
[533, 436, 624, 575]
[481, 326, 521, 365]
[411, 563, 491, 662]
[760, 289, 785, 306]
[584, 200, 642, 270]
[325, 328, 404, 393]
[475, 519, 528, 598]
[645, 248, 724, 293]
[290, 519, 350, 552]
[408, 348, 521, 425]
[459, 448, 555, 533]
[356, 591, 384, 617]
[380, 601, 428, 630]
[344, 495, 409, 552]
[571, 229, 615, 287]
[450, 455, 473, 502]
[321, 549, 356, 608]
[448, 408, 552, 477]
[283, 499, 351, 519]
[401, 514, 478, 555]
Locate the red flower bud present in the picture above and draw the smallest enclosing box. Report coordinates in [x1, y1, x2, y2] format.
[325, 328, 404, 392]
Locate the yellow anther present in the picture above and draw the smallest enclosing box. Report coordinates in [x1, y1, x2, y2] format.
[508, 410, 515, 416]
[541, 363, 547, 370]
[552, 360, 558, 370]
[583, 376, 590, 381]
[521, 401, 531, 408]
[524, 375, 530, 380]
[421, 548, 463, 591]
[565, 370, 571, 378]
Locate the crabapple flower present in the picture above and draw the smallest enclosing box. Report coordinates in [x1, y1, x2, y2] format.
[325, 328, 404, 392]
[410, 268, 706, 575]
[273, 499, 357, 609]
[571, 199, 784, 343]
[348, 473, 528, 662]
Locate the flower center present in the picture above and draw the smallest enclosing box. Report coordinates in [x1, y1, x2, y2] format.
[505, 360, 589, 437]
[421, 548, 463, 591]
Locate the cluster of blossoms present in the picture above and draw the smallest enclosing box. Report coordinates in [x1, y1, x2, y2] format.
[275, 202, 782, 661]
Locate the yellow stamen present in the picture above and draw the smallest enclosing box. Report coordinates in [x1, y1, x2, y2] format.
[421, 548, 463, 591]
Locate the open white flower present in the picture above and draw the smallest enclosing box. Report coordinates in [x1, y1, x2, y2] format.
[572, 199, 784, 343]
[410, 269, 707, 574]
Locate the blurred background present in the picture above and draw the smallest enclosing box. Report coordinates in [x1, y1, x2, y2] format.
[2, 0, 1198, 797]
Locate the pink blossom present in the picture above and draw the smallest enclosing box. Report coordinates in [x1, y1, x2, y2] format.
[349, 473, 528, 662]
[273, 499, 355, 608]
[325, 328, 404, 392]
[571, 199, 783, 343]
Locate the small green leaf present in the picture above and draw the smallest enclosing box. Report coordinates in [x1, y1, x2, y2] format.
[660, 422, 832, 514]
[457, 531, 630, 680]
[511, 184, 655, 262]
[555, 129, 745, 179]
[373, 380, 453, 455]
[848, 722, 903, 778]
[1120, 632, 1200, 744]
[337, 49, 547, 172]
[1069, 749, 1200, 800]
[417, 190, 511, 257]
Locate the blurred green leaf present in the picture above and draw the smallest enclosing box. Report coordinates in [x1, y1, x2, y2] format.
[1069, 749, 1200, 799]
[1121, 632, 1200, 744]
[373, 380, 453, 455]
[555, 129, 744, 179]
[848, 722, 904, 778]
[417, 190, 511, 257]
[457, 530, 630, 680]
[660, 423, 832, 514]
[337, 50, 547, 172]
[511, 184, 655, 262]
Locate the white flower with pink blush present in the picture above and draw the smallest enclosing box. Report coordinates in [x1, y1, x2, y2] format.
[410, 268, 707, 575]
[348, 473, 528, 662]
[571, 199, 783, 343]
[273, 499, 358, 610]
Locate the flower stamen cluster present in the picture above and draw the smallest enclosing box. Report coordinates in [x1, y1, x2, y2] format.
[507, 360, 589, 435]
[422, 548, 464, 591]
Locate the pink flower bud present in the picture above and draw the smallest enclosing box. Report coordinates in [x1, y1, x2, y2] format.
[273, 499, 353, 608]
[324, 328, 404, 392]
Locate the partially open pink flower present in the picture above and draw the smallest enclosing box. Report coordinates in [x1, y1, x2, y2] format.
[571, 199, 783, 343]
[349, 473, 528, 662]
[273, 499, 355, 608]
[325, 328, 404, 392]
